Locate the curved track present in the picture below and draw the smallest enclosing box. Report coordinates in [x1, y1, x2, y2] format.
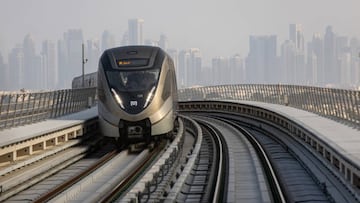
[4, 111, 359, 202]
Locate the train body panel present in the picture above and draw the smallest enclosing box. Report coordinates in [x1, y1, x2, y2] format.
[97, 46, 177, 144]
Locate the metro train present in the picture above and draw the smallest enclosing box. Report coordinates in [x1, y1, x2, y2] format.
[97, 46, 178, 147]
[72, 72, 97, 89]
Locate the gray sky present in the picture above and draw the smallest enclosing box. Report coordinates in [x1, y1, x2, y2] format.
[1, 0, 360, 64]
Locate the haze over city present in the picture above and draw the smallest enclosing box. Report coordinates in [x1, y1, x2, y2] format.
[1, 0, 360, 90]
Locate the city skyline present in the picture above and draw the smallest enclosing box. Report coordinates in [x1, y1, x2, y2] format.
[1, 0, 360, 64]
[0, 21, 359, 91]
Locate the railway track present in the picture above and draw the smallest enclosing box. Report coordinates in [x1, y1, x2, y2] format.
[176, 119, 226, 202]
[0, 136, 101, 202]
[3, 112, 358, 202]
[2, 118, 187, 203]
[203, 112, 358, 203]
[193, 116, 285, 203]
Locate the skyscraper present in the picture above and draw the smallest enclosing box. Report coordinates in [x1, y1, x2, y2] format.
[309, 33, 324, 85]
[87, 39, 100, 73]
[128, 18, 144, 45]
[336, 36, 350, 87]
[349, 38, 360, 86]
[8, 45, 24, 90]
[306, 42, 318, 85]
[0, 52, 9, 90]
[23, 34, 40, 89]
[178, 48, 202, 87]
[101, 30, 115, 52]
[281, 40, 296, 83]
[159, 34, 168, 50]
[289, 24, 305, 84]
[229, 54, 245, 84]
[188, 48, 202, 86]
[178, 50, 190, 87]
[58, 29, 83, 88]
[246, 35, 277, 83]
[166, 49, 179, 76]
[324, 26, 337, 85]
[289, 24, 304, 52]
[42, 40, 57, 89]
[57, 39, 68, 88]
[212, 56, 228, 85]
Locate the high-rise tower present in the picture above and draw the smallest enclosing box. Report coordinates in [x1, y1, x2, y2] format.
[324, 26, 337, 85]
[101, 30, 115, 52]
[0, 52, 9, 90]
[23, 34, 39, 89]
[289, 24, 305, 84]
[58, 29, 83, 88]
[8, 45, 24, 90]
[159, 34, 168, 50]
[289, 24, 305, 52]
[42, 40, 57, 89]
[128, 18, 144, 45]
[246, 35, 277, 83]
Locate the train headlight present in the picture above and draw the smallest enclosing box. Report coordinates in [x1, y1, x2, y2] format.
[143, 86, 156, 109]
[111, 88, 125, 109]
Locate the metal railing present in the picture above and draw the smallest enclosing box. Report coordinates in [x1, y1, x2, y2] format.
[178, 84, 360, 127]
[0, 88, 96, 130]
[1, 84, 359, 131]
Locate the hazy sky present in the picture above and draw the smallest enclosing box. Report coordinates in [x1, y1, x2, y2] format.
[1, 0, 360, 64]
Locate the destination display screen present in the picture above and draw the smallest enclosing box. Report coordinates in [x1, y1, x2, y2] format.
[117, 58, 149, 67]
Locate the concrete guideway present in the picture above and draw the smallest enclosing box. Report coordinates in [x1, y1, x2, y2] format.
[179, 100, 360, 199]
[0, 107, 98, 165]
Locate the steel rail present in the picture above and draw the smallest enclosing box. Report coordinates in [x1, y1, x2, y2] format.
[196, 120, 227, 203]
[99, 141, 165, 203]
[33, 150, 118, 203]
[217, 117, 287, 203]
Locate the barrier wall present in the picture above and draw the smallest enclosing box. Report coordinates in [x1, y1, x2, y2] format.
[179, 85, 360, 127]
[0, 88, 96, 130]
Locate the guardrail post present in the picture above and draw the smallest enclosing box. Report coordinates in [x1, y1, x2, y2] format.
[54, 91, 61, 117]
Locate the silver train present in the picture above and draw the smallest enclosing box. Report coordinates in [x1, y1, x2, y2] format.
[97, 46, 178, 146]
[72, 72, 97, 89]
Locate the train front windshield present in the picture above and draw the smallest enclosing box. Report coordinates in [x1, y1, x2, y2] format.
[106, 69, 160, 92]
[106, 67, 160, 112]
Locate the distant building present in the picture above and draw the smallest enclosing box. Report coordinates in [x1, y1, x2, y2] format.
[57, 39, 68, 88]
[8, 45, 24, 90]
[87, 39, 100, 73]
[178, 50, 190, 88]
[41, 40, 57, 89]
[289, 24, 305, 84]
[23, 34, 42, 89]
[280, 40, 296, 83]
[246, 35, 277, 84]
[212, 56, 228, 85]
[289, 24, 305, 52]
[336, 36, 351, 87]
[159, 34, 168, 50]
[121, 31, 129, 46]
[307, 33, 324, 85]
[0, 52, 9, 90]
[229, 54, 245, 84]
[166, 49, 179, 76]
[306, 42, 318, 85]
[210, 55, 244, 86]
[128, 18, 144, 45]
[349, 38, 360, 86]
[324, 26, 338, 85]
[101, 30, 115, 52]
[178, 48, 202, 87]
[144, 39, 158, 46]
[58, 29, 83, 88]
